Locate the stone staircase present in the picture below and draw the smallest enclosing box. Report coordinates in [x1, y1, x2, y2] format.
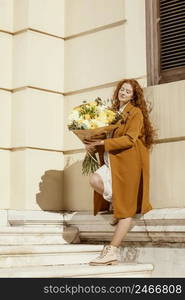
[0, 225, 153, 278]
[1, 208, 184, 277]
[0, 263, 154, 278]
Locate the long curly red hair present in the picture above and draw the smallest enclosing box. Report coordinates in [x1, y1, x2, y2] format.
[111, 79, 158, 150]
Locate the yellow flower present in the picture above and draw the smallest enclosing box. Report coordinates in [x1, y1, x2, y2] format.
[107, 116, 114, 123]
[89, 101, 97, 107]
[99, 111, 107, 119]
[106, 109, 115, 116]
[90, 121, 98, 129]
[77, 119, 83, 124]
[85, 114, 91, 120]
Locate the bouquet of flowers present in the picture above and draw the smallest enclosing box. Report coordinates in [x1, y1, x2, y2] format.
[67, 97, 123, 175]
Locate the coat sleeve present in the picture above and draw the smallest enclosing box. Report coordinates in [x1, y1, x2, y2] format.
[104, 109, 143, 152]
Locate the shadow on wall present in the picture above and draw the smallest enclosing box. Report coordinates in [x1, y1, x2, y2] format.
[63, 158, 93, 212]
[36, 170, 63, 211]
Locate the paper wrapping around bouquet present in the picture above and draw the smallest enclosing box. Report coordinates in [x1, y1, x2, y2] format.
[72, 124, 119, 143]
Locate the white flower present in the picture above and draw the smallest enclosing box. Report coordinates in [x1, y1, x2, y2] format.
[95, 120, 107, 127]
[81, 120, 90, 129]
[68, 110, 79, 123]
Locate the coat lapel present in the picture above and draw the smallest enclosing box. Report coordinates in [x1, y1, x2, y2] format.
[111, 102, 135, 138]
[117, 101, 135, 125]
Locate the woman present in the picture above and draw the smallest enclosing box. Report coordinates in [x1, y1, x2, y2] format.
[84, 79, 157, 266]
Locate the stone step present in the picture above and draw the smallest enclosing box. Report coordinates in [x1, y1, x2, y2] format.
[0, 263, 154, 278]
[0, 244, 103, 268]
[0, 226, 79, 245]
[0, 244, 102, 255]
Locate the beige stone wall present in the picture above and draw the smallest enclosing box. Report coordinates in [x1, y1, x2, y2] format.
[10, 149, 64, 210]
[0, 0, 184, 212]
[0, 0, 65, 210]
[144, 80, 185, 209]
[64, 0, 146, 92]
[0, 0, 13, 208]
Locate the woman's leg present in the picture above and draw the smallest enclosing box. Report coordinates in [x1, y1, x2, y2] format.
[110, 217, 132, 247]
[89, 217, 133, 265]
[89, 173, 104, 195]
[90, 173, 132, 245]
[88, 174, 132, 265]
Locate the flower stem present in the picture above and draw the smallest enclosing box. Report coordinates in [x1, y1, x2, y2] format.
[82, 152, 100, 175]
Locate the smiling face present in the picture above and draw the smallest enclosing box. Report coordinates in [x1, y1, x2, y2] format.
[118, 82, 134, 106]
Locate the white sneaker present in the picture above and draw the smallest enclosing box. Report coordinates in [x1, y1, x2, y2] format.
[89, 244, 119, 266]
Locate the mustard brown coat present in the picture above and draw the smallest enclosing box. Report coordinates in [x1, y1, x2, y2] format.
[93, 102, 153, 219]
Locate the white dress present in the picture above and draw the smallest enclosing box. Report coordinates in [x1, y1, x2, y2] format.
[94, 102, 129, 202]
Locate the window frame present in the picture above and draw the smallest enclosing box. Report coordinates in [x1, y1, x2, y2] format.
[145, 0, 185, 86]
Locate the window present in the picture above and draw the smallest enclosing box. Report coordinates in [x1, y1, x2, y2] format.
[146, 0, 185, 85]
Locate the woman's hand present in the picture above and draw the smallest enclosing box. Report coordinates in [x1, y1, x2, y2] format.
[83, 139, 104, 153]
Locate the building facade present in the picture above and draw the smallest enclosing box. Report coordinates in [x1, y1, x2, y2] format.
[0, 0, 185, 277]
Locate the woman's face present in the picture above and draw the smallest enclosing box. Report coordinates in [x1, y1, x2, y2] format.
[118, 82, 134, 105]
